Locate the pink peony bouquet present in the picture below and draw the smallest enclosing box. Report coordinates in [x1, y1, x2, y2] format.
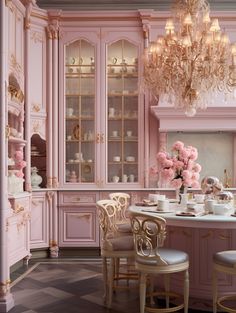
[155, 141, 201, 190]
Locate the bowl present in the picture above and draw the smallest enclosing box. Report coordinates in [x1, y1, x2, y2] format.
[126, 156, 135, 162]
[212, 203, 231, 215]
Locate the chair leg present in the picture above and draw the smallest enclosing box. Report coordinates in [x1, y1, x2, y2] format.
[212, 268, 218, 313]
[140, 273, 147, 313]
[108, 257, 115, 308]
[149, 275, 154, 305]
[102, 257, 108, 304]
[184, 269, 189, 313]
[115, 257, 120, 287]
[164, 274, 170, 308]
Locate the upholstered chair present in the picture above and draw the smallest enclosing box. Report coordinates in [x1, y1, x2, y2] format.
[212, 250, 236, 313]
[130, 212, 189, 313]
[96, 199, 136, 308]
[109, 192, 132, 234]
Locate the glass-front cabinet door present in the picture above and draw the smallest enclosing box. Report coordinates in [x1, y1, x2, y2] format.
[107, 39, 140, 185]
[59, 29, 144, 188]
[65, 39, 95, 183]
[59, 31, 100, 187]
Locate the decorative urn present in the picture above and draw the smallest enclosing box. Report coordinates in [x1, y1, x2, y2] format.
[31, 167, 42, 189]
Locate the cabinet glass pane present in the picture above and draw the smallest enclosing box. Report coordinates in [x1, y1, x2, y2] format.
[107, 39, 138, 184]
[65, 39, 95, 183]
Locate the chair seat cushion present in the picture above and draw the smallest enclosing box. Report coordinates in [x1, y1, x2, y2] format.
[117, 223, 132, 234]
[213, 250, 236, 268]
[136, 248, 188, 266]
[102, 235, 134, 252]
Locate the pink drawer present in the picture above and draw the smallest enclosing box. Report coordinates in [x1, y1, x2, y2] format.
[59, 192, 98, 205]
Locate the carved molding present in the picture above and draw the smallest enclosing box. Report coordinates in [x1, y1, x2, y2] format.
[31, 31, 44, 43]
[46, 20, 60, 40]
[52, 177, 58, 188]
[31, 120, 46, 138]
[0, 280, 11, 297]
[5, 0, 14, 11]
[31, 103, 41, 112]
[17, 212, 31, 231]
[46, 191, 54, 202]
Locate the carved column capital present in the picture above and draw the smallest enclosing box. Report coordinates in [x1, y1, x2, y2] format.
[46, 20, 60, 40]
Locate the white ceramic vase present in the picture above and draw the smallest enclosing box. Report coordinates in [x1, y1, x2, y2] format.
[31, 167, 42, 189]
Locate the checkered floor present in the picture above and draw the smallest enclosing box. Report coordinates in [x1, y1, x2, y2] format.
[9, 259, 213, 313]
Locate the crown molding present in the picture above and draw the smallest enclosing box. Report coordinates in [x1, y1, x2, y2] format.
[35, 0, 236, 11]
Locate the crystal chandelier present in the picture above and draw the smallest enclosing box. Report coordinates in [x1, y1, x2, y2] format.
[143, 0, 236, 116]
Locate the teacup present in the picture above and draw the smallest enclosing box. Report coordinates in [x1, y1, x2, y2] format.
[149, 194, 166, 202]
[112, 176, 119, 183]
[158, 199, 169, 211]
[204, 199, 217, 213]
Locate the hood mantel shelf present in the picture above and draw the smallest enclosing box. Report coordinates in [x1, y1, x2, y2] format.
[151, 106, 236, 132]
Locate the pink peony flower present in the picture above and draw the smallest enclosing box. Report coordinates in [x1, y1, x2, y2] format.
[162, 168, 175, 181]
[192, 172, 200, 180]
[193, 163, 201, 173]
[164, 159, 174, 168]
[191, 180, 200, 188]
[182, 170, 192, 179]
[172, 141, 184, 151]
[156, 152, 168, 162]
[14, 150, 24, 161]
[155, 141, 201, 189]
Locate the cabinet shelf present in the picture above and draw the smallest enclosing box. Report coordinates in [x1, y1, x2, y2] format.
[66, 116, 94, 120]
[108, 73, 138, 78]
[66, 73, 95, 78]
[108, 161, 138, 165]
[108, 92, 138, 96]
[31, 154, 46, 157]
[65, 93, 95, 97]
[66, 140, 94, 143]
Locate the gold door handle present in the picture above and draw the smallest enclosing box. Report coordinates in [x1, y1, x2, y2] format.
[100, 133, 104, 143]
[96, 133, 100, 143]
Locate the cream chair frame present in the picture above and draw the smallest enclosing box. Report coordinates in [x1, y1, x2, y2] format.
[96, 199, 136, 308]
[109, 192, 131, 224]
[212, 250, 236, 313]
[130, 212, 189, 313]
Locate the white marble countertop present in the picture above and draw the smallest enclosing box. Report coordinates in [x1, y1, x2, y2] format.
[129, 204, 236, 229]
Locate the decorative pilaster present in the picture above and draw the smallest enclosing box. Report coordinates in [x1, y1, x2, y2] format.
[46, 191, 59, 258]
[23, 0, 35, 192]
[0, 2, 14, 312]
[45, 25, 53, 188]
[47, 15, 60, 188]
